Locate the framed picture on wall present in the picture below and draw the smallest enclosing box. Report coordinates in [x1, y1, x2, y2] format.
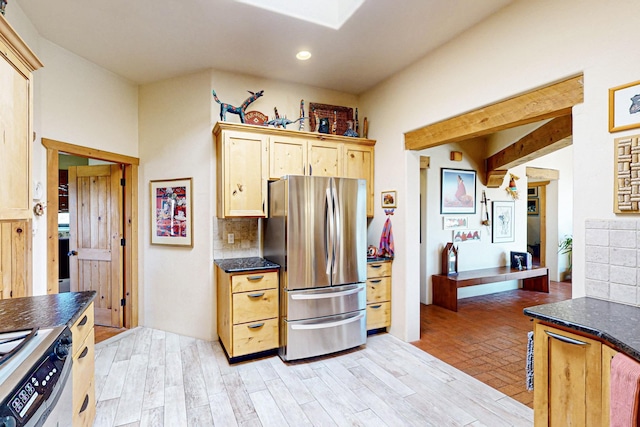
[609, 80, 640, 132]
[527, 198, 539, 215]
[440, 168, 476, 214]
[150, 177, 193, 247]
[492, 200, 515, 243]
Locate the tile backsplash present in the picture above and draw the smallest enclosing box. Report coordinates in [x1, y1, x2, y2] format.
[585, 219, 640, 306]
[213, 218, 260, 259]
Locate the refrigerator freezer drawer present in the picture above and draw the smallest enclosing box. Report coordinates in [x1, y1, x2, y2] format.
[285, 283, 366, 321]
[280, 310, 366, 361]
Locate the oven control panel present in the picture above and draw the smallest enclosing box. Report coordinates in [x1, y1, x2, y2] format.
[0, 328, 71, 427]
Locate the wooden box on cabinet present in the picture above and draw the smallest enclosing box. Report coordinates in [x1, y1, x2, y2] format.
[366, 260, 391, 331]
[71, 302, 96, 427]
[216, 266, 279, 358]
[0, 15, 42, 221]
[214, 124, 268, 218]
[533, 321, 618, 427]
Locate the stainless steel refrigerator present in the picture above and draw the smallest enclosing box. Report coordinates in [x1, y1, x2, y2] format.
[264, 175, 367, 361]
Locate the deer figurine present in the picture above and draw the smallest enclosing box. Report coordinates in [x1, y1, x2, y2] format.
[212, 89, 264, 123]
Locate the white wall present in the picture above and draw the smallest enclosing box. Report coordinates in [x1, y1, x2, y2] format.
[360, 0, 640, 342]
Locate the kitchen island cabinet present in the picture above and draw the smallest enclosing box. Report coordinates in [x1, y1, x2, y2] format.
[366, 258, 392, 331]
[524, 298, 638, 427]
[215, 257, 280, 360]
[71, 302, 95, 427]
[214, 122, 376, 217]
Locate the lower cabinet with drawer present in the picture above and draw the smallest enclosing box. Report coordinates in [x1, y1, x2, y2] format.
[71, 302, 96, 427]
[366, 259, 392, 331]
[216, 267, 279, 359]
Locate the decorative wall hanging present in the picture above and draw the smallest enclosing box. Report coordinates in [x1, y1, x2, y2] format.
[505, 173, 520, 200]
[212, 89, 264, 123]
[440, 168, 476, 214]
[480, 190, 490, 226]
[443, 216, 468, 230]
[150, 178, 193, 247]
[527, 187, 538, 197]
[309, 103, 353, 136]
[614, 134, 640, 213]
[453, 229, 481, 243]
[491, 200, 515, 243]
[381, 190, 396, 208]
[527, 198, 539, 215]
[609, 80, 640, 132]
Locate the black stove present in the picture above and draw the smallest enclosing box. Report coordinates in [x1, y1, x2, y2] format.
[0, 326, 72, 427]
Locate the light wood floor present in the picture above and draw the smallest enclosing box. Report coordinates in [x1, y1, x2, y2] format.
[93, 327, 533, 427]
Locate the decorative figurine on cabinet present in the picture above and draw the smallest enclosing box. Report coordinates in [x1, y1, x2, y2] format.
[212, 89, 264, 123]
[0, 0, 6, 15]
[441, 242, 458, 275]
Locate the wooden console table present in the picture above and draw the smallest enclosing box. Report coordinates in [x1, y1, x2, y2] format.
[432, 266, 549, 312]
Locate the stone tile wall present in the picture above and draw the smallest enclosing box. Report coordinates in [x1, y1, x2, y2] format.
[213, 218, 260, 259]
[585, 219, 640, 306]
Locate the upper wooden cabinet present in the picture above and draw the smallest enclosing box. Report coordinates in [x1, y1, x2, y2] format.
[0, 15, 43, 220]
[214, 122, 375, 217]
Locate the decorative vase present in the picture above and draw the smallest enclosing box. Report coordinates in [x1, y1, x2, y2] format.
[343, 120, 358, 137]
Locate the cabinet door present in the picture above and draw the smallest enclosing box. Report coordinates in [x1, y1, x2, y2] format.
[534, 323, 602, 427]
[220, 131, 268, 217]
[308, 140, 341, 177]
[0, 220, 31, 299]
[344, 144, 374, 216]
[269, 136, 306, 179]
[0, 40, 32, 220]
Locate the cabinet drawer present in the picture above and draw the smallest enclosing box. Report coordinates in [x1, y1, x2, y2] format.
[231, 271, 278, 293]
[73, 329, 95, 409]
[232, 317, 278, 357]
[367, 262, 391, 278]
[367, 301, 390, 330]
[73, 376, 96, 427]
[71, 303, 94, 357]
[367, 277, 391, 304]
[232, 288, 279, 324]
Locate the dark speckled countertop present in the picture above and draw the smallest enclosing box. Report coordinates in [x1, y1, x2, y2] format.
[524, 297, 640, 361]
[367, 257, 393, 263]
[0, 291, 96, 333]
[214, 257, 280, 273]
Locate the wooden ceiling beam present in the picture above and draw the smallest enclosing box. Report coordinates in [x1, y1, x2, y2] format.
[404, 75, 583, 150]
[485, 114, 573, 176]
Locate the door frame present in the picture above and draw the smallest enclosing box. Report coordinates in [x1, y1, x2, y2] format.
[43, 138, 139, 329]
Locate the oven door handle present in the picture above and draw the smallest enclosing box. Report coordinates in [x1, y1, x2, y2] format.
[291, 312, 364, 330]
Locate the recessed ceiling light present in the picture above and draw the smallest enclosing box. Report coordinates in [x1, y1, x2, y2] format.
[296, 51, 312, 61]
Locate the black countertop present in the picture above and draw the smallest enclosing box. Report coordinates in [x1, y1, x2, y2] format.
[214, 257, 280, 273]
[524, 297, 640, 361]
[0, 291, 96, 333]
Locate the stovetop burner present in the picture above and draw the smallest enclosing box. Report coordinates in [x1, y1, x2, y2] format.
[0, 329, 38, 368]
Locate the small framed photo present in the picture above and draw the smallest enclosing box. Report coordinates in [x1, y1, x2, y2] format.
[441, 168, 476, 214]
[492, 200, 515, 243]
[381, 190, 397, 208]
[527, 198, 539, 215]
[150, 178, 193, 247]
[609, 80, 640, 132]
[527, 187, 538, 197]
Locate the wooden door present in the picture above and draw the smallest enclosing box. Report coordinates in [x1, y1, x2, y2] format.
[344, 144, 374, 216]
[308, 140, 341, 177]
[69, 165, 123, 327]
[0, 220, 31, 299]
[534, 323, 602, 426]
[269, 136, 306, 179]
[220, 131, 268, 217]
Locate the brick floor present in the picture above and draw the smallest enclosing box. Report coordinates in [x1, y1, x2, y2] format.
[412, 280, 571, 408]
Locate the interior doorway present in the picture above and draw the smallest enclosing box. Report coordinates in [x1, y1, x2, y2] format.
[43, 138, 140, 330]
[527, 182, 547, 267]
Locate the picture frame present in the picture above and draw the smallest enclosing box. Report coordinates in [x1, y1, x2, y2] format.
[443, 216, 468, 230]
[609, 80, 640, 132]
[381, 190, 397, 208]
[527, 198, 539, 215]
[440, 168, 476, 214]
[492, 200, 515, 243]
[527, 187, 538, 197]
[453, 229, 481, 243]
[150, 178, 193, 247]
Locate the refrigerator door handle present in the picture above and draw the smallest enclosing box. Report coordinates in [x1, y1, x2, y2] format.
[331, 185, 340, 276]
[325, 187, 335, 276]
[290, 286, 364, 300]
[290, 312, 365, 330]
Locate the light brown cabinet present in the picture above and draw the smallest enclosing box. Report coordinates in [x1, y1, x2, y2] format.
[533, 322, 617, 427]
[366, 260, 391, 331]
[71, 302, 96, 427]
[214, 122, 375, 217]
[216, 266, 279, 358]
[0, 220, 31, 299]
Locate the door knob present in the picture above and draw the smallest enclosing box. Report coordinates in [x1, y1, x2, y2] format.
[67, 250, 78, 257]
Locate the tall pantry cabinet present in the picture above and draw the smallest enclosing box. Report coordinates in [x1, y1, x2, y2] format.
[0, 14, 43, 299]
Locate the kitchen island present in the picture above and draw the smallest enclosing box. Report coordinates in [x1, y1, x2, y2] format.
[525, 297, 640, 426]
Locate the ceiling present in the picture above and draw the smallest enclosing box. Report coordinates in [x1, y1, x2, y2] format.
[14, 0, 513, 94]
